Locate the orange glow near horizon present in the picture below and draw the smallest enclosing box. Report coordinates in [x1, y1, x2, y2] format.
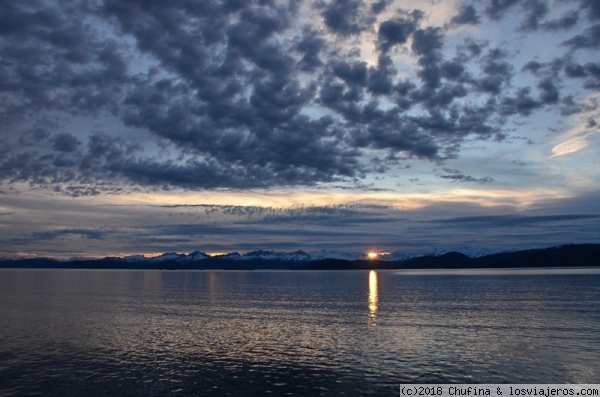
[367, 252, 378, 259]
[107, 187, 570, 211]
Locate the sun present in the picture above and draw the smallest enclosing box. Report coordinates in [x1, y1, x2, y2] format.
[367, 252, 378, 259]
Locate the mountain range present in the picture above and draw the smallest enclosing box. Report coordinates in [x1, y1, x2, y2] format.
[1, 244, 598, 270]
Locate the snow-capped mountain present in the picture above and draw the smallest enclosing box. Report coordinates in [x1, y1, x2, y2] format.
[123, 254, 148, 263]
[212, 250, 312, 261]
[97, 247, 502, 264]
[120, 249, 367, 263]
[214, 252, 242, 260]
[149, 252, 187, 262]
[124, 251, 211, 263]
[379, 247, 499, 261]
[7, 244, 599, 269]
[186, 251, 211, 261]
[243, 250, 313, 261]
[307, 250, 366, 261]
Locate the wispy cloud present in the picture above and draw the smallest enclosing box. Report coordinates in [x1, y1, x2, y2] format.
[551, 93, 600, 157]
[551, 137, 590, 157]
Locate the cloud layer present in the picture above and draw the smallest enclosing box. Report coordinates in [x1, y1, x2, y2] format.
[1, 0, 598, 195]
[2, 192, 600, 258]
[1, 1, 599, 258]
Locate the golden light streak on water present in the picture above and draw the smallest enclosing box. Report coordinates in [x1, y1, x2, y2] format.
[368, 270, 378, 327]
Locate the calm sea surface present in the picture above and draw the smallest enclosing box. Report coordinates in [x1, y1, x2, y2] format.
[1, 269, 600, 396]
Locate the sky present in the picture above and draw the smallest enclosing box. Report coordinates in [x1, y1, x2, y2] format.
[0, 0, 599, 259]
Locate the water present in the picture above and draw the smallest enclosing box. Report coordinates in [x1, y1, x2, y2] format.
[1, 269, 600, 396]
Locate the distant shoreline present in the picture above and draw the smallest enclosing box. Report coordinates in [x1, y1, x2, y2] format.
[1, 243, 598, 270]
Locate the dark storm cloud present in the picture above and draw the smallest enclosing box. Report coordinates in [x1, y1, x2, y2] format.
[563, 24, 600, 49]
[483, 0, 580, 32]
[522, 61, 543, 74]
[320, 0, 365, 36]
[0, 0, 597, 194]
[371, 0, 391, 14]
[440, 61, 466, 80]
[582, 63, 600, 88]
[579, 0, 600, 20]
[559, 95, 584, 116]
[459, 38, 485, 58]
[563, 61, 600, 89]
[377, 10, 422, 53]
[364, 55, 397, 96]
[295, 29, 326, 71]
[539, 11, 579, 31]
[451, 5, 481, 26]
[485, 0, 522, 20]
[477, 48, 513, 94]
[537, 78, 560, 104]
[517, 0, 548, 31]
[332, 60, 368, 86]
[412, 27, 444, 61]
[0, 1, 128, 119]
[52, 133, 81, 153]
[500, 87, 542, 116]
[410, 27, 445, 97]
[564, 63, 587, 78]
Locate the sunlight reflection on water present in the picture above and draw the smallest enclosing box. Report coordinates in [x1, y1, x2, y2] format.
[1, 269, 600, 396]
[368, 270, 378, 327]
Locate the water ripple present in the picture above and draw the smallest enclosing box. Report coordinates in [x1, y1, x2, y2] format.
[1, 270, 599, 396]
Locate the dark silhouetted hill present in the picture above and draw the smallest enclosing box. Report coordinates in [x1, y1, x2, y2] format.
[0, 243, 598, 270]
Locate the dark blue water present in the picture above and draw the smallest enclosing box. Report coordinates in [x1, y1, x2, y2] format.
[1, 269, 599, 396]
